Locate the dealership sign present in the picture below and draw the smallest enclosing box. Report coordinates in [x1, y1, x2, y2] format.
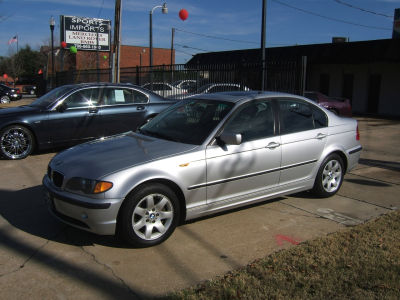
[60, 16, 111, 51]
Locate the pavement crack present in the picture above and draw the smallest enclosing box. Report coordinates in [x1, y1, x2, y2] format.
[0, 227, 66, 278]
[270, 203, 323, 219]
[279, 202, 326, 220]
[337, 193, 396, 211]
[77, 245, 141, 299]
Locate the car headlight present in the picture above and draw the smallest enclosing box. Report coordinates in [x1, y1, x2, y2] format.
[65, 177, 113, 194]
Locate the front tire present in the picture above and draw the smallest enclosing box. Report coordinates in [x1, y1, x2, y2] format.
[118, 183, 180, 247]
[311, 154, 344, 198]
[0, 125, 35, 159]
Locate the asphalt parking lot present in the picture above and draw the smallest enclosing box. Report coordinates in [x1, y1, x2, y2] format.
[1, 99, 399, 299]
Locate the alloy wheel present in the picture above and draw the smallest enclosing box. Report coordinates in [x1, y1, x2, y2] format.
[131, 193, 174, 241]
[322, 159, 342, 193]
[0, 96, 10, 104]
[0, 127, 33, 159]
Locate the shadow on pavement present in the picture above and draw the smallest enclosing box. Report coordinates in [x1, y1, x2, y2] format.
[0, 186, 121, 248]
[344, 178, 391, 187]
[359, 158, 400, 172]
[0, 186, 151, 299]
[0, 228, 145, 299]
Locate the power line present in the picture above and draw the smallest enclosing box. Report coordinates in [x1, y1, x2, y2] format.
[174, 28, 299, 48]
[174, 49, 194, 56]
[175, 43, 209, 52]
[272, 0, 392, 31]
[333, 0, 393, 18]
[174, 28, 259, 45]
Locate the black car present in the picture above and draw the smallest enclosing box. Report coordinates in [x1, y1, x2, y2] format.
[22, 85, 37, 95]
[0, 83, 177, 159]
[0, 84, 22, 103]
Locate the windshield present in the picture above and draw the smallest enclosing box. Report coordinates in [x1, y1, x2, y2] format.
[196, 84, 214, 94]
[29, 86, 75, 108]
[139, 98, 234, 145]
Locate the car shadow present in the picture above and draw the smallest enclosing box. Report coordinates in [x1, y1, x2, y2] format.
[344, 178, 391, 187]
[358, 158, 400, 172]
[1, 184, 287, 249]
[184, 197, 285, 225]
[0, 186, 123, 248]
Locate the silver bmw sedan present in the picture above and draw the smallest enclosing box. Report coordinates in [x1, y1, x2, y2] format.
[43, 91, 362, 247]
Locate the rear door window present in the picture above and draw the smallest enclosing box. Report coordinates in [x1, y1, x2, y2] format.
[278, 99, 314, 134]
[102, 88, 148, 105]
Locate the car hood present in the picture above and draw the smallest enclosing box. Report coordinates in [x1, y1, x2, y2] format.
[0, 105, 41, 115]
[50, 132, 198, 179]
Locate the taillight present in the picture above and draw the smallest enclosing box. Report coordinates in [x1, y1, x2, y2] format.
[356, 125, 360, 141]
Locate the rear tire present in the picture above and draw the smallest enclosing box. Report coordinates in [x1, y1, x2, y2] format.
[118, 183, 180, 247]
[311, 153, 344, 198]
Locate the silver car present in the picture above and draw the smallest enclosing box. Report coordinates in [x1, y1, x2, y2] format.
[43, 91, 362, 247]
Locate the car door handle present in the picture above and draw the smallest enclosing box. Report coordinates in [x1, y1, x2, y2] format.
[316, 133, 327, 140]
[136, 105, 145, 111]
[266, 142, 280, 149]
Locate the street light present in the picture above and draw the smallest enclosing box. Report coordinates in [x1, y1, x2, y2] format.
[149, 2, 167, 89]
[139, 48, 146, 85]
[49, 16, 55, 89]
[140, 48, 146, 68]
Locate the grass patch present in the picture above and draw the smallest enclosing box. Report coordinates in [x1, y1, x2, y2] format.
[166, 211, 400, 299]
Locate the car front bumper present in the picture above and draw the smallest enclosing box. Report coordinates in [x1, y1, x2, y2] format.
[10, 93, 22, 100]
[43, 175, 123, 235]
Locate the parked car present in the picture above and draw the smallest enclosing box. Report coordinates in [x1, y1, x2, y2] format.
[142, 82, 184, 98]
[185, 83, 250, 98]
[304, 91, 352, 117]
[22, 85, 37, 95]
[0, 84, 22, 103]
[43, 91, 362, 247]
[172, 80, 196, 91]
[0, 82, 176, 159]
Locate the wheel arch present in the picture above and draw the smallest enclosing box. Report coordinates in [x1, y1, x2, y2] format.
[117, 178, 187, 226]
[325, 150, 348, 173]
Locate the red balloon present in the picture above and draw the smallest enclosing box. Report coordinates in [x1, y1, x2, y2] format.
[3, 73, 8, 79]
[61, 41, 67, 48]
[179, 9, 188, 21]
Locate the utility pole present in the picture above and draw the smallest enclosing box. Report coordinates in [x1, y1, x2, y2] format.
[170, 27, 175, 83]
[261, 0, 267, 91]
[170, 27, 175, 65]
[113, 0, 122, 83]
[96, 25, 100, 82]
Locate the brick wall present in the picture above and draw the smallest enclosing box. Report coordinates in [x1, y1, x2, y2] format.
[76, 45, 174, 70]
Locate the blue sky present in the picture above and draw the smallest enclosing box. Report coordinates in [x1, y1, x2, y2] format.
[0, 0, 398, 63]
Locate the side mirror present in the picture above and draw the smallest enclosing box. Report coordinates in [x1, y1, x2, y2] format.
[219, 132, 242, 145]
